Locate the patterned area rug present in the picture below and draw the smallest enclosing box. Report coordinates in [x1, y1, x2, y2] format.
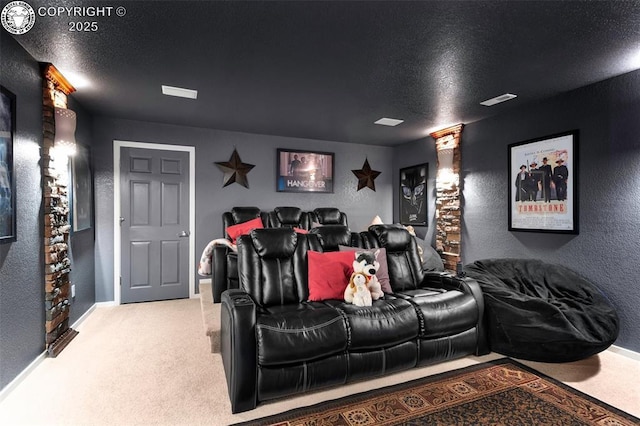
[234, 359, 639, 426]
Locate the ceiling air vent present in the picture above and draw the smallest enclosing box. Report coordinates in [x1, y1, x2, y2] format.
[161, 85, 198, 99]
[480, 93, 517, 107]
[374, 117, 404, 126]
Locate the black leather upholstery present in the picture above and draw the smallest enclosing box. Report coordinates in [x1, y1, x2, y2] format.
[220, 289, 258, 414]
[212, 207, 352, 302]
[238, 228, 309, 306]
[367, 224, 489, 360]
[222, 206, 269, 238]
[324, 298, 419, 350]
[268, 206, 311, 229]
[213, 207, 269, 302]
[308, 225, 360, 251]
[256, 302, 348, 366]
[221, 224, 488, 413]
[310, 207, 348, 226]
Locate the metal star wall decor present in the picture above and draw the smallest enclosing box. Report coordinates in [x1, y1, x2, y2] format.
[352, 158, 381, 191]
[215, 149, 255, 188]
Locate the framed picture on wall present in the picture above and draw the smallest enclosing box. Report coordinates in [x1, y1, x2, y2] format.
[0, 85, 16, 243]
[276, 148, 334, 193]
[508, 130, 579, 234]
[71, 144, 93, 232]
[399, 163, 428, 226]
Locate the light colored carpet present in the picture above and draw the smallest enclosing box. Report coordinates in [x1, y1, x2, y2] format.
[199, 281, 220, 353]
[0, 298, 638, 425]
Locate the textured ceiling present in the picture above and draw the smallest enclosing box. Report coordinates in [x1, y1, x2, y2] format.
[7, 1, 640, 146]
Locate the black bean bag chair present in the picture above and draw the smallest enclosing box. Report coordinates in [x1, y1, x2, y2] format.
[463, 258, 619, 363]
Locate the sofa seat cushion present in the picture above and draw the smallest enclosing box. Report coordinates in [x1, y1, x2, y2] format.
[256, 302, 348, 366]
[395, 290, 479, 339]
[325, 298, 419, 351]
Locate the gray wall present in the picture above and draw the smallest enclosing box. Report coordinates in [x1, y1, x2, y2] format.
[0, 32, 45, 390]
[92, 117, 394, 302]
[0, 35, 96, 391]
[393, 138, 438, 242]
[67, 97, 96, 325]
[405, 69, 640, 352]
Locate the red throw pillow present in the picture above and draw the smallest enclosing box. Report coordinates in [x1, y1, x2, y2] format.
[307, 250, 354, 301]
[226, 217, 264, 244]
[293, 227, 309, 234]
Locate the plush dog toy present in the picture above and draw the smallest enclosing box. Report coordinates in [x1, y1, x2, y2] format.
[344, 272, 372, 307]
[353, 250, 384, 300]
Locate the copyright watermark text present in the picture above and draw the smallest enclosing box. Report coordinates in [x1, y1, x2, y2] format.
[37, 6, 126, 18]
[1, 1, 126, 34]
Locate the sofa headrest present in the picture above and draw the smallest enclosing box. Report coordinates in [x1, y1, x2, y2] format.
[368, 225, 412, 252]
[313, 207, 342, 224]
[250, 228, 298, 259]
[310, 225, 351, 250]
[231, 207, 262, 224]
[274, 206, 303, 224]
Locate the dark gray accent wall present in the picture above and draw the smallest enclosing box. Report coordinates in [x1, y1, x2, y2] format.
[402, 70, 640, 352]
[66, 97, 96, 325]
[0, 36, 96, 392]
[393, 138, 438, 242]
[91, 117, 394, 302]
[0, 34, 45, 390]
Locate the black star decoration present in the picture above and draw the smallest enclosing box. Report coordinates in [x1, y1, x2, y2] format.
[215, 149, 255, 188]
[352, 158, 381, 191]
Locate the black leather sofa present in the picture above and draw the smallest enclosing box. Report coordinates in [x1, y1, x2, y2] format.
[221, 224, 488, 413]
[211, 206, 348, 302]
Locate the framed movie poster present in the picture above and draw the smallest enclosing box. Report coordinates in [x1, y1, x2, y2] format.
[71, 144, 93, 232]
[276, 149, 334, 193]
[0, 86, 16, 243]
[508, 130, 579, 234]
[400, 163, 428, 226]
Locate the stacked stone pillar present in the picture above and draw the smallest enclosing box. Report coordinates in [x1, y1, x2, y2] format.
[41, 63, 78, 357]
[430, 124, 463, 272]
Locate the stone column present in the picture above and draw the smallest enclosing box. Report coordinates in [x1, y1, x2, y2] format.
[41, 63, 78, 357]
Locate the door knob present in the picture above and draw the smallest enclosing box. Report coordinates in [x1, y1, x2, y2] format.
[178, 230, 190, 237]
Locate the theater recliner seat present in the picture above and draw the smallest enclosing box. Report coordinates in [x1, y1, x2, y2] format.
[221, 225, 488, 413]
[211, 207, 268, 302]
[464, 258, 619, 362]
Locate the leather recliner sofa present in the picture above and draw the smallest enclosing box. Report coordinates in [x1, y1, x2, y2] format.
[221, 224, 488, 413]
[211, 206, 348, 302]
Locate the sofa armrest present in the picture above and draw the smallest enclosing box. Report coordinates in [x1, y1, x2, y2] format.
[221, 289, 258, 413]
[421, 272, 489, 355]
[212, 245, 231, 303]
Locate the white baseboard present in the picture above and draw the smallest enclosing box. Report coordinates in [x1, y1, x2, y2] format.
[609, 344, 640, 361]
[71, 304, 96, 329]
[0, 303, 100, 403]
[95, 301, 117, 307]
[0, 350, 47, 404]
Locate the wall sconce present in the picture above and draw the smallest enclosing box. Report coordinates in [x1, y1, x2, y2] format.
[54, 107, 77, 156]
[436, 141, 458, 190]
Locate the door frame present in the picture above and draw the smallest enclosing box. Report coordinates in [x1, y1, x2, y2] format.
[113, 140, 196, 305]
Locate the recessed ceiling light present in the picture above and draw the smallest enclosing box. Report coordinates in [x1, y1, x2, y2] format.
[374, 117, 404, 126]
[480, 93, 517, 107]
[161, 85, 198, 99]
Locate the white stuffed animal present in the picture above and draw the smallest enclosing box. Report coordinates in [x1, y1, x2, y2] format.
[344, 272, 372, 307]
[353, 250, 384, 300]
